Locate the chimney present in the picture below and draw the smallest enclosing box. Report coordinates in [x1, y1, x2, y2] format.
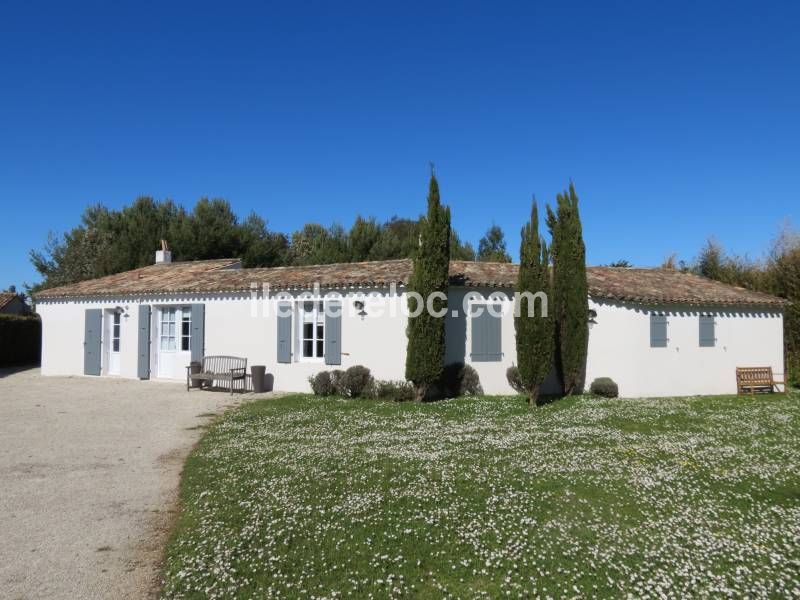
[155, 239, 172, 264]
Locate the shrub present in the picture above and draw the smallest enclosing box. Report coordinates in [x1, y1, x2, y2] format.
[340, 365, 373, 398]
[441, 362, 483, 397]
[374, 380, 415, 402]
[0, 314, 41, 366]
[329, 369, 346, 395]
[309, 371, 335, 396]
[506, 365, 525, 394]
[590, 377, 619, 398]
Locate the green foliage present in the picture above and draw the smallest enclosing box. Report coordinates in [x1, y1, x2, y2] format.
[329, 369, 346, 394]
[405, 173, 451, 400]
[608, 260, 631, 268]
[373, 380, 415, 402]
[506, 366, 525, 394]
[0, 314, 41, 366]
[309, 371, 336, 396]
[440, 362, 483, 397]
[477, 224, 512, 263]
[546, 183, 589, 395]
[341, 365, 374, 398]
[514, 201, 554, 405]
[590, 377, 619, 398]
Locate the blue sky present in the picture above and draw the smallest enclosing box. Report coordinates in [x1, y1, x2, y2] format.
[1, 1, 798, 289]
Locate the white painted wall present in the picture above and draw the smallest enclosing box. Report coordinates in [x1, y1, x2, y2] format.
[38, 298, 141, 378]
[37, 287, 785, 398]
[584, 299, 785, 397]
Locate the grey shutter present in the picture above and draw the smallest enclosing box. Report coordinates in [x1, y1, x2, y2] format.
[277, 301, 292, 363]
[699, 315, 715, 347]
[325, 300, 341, 365]
[471, 304, 502, 362]
[137, 305, 151, 379]
[83, 309, 102, 375]
[650, 313, 668, 347]
[190, 304, 205, 362]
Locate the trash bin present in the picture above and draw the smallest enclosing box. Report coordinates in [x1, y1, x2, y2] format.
[189, 361, 202, 388]
[251, 365, 267, 393]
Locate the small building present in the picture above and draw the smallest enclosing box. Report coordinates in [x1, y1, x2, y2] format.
[0, 292, 28, 315]
[33, 250, 786, 397]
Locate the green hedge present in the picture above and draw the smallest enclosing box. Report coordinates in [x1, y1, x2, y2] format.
[0, 314, 41, 366]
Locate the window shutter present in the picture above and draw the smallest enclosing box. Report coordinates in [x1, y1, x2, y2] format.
[699, 315, 715, 347]
[325, 300, 341, 365]
[650, 313, 668, 347]
[137, 305, 151, 379]
[83, 309, 102, 376]
[471, 304, 502, 362]
[190, 304, 205, 362]
[277, 301, 292, 363]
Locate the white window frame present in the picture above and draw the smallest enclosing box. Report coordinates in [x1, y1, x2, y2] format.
[111, 312, 121, 353]
[158, 306, 192, 353]
[297, 300, 325, 362]
[181, 309, 191, 352]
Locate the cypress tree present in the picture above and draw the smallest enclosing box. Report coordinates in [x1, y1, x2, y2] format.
[514, 200, 554, 406]
[405, 171, 451, 401]
[546, 182, 589, 395]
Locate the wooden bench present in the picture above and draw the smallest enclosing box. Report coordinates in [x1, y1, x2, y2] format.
[186, 355, 247, 395]
[736, 367, 785, 395]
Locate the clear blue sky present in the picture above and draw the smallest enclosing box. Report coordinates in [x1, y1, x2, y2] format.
[2, 1, 798, 289]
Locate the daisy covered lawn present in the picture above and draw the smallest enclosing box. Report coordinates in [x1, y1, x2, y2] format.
[161, 391, 800, 599]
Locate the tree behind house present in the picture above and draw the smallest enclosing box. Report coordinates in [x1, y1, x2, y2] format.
[405, 173, 451, 401]
[546, 183, 589, 395]
[478, 224, 512, 262]
[514, 201, 554, 406]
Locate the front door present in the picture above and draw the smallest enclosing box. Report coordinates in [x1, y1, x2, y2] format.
[156, 306, 191, 379]
[106, 311, 121, 375]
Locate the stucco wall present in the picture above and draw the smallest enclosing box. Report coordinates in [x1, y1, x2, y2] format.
[37, 288, 784, 398]
[584, 299, 785, 397]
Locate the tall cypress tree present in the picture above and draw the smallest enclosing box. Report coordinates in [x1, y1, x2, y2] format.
[514, 201, 554, 406]
[405, 172, 451, 401]
[546, 182, 589, 395]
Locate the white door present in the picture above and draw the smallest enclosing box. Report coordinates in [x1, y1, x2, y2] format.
[107, 311, 121, 375]
[156, 307, 192, 379]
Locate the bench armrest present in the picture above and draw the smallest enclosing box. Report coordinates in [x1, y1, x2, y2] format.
[230, 367, 247, 377]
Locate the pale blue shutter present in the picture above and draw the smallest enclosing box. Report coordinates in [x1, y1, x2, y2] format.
[325, 300, 341, 365]
[137, 305, 151, 379]
[83, 309, 102, 375]
[190, 304, 205, 362]
[650, 313, 668, 347]
[277, 301, 292, 363]
[699, 315, 715, 347]
[471, 305, 502, 362]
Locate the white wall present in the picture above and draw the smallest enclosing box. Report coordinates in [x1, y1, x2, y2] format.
[38, 298, 141, 378]
[37, 289, 785, 398]
[584, 299, 785, 397]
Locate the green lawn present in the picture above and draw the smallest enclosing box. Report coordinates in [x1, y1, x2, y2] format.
[161, 392, 800, 599]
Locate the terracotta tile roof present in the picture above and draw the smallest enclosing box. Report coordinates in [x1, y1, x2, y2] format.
[34, 257, 787, 307]
[0, 292, 19, 310]
[33, 259, 242, 299]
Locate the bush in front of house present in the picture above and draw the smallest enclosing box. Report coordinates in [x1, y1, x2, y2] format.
[373, 380, 415, 402]
[590, 377, 619, 398]
[0, 314, 41, 366]
[506, 365, 525, 394]
[340, 365, 374, 398]
[309, 371, 335, 396]
[440, 362, 483, 397]
[329, 369, 346, 394]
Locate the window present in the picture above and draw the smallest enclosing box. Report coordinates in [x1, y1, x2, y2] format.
[112, 312, 121, 352]
[300, 301, 324, 359]
[470, 303, 502, 362]
[650, 313, 668, 347]
[160, 308, 177, 351]
[181, 310, 191, 351]
[699, 314, 715, 347]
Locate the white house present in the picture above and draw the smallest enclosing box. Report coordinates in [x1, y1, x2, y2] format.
[34, 250, 787, 397]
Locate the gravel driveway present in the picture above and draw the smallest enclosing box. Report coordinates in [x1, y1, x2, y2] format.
[0, 368, 265, 599]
